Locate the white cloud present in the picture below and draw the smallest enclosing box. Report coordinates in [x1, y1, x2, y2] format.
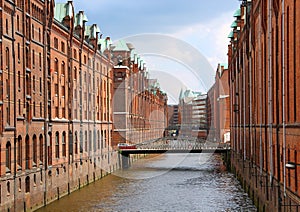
[170, 11, 235, 68]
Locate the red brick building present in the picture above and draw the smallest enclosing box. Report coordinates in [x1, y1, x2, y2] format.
[207, 64, 230, 143]
[229, 0, 300, 210]
[0, 1, 168, 211]
[112, 40, 168, 147]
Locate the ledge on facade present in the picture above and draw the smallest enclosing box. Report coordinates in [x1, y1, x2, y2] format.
[0, 101, 3, 105]
[26, 67, 31, 73]
[114, 65, 129, 70]
[25, 40, 30, 45]
[32, 117, 45, 122]
[51, 118, 69, 123]
[17, 116, 25, 121]
[4, 126, 15, 131]
[26, 95, 31, 100]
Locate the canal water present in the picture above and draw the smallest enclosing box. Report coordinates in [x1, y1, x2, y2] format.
[37, 153, 257, 211]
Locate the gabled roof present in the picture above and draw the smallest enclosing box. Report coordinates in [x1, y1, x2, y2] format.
[54, 2, 73, 23]
[112, 40, 130, 51]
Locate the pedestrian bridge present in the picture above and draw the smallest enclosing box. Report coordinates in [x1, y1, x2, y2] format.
[118, 140, 230, 167]
[119, 147, 230, 155]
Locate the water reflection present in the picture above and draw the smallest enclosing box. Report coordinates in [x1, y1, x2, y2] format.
[37, 154, 257, 212]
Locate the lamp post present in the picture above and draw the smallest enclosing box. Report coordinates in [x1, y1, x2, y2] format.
[285, 162, 300, 169]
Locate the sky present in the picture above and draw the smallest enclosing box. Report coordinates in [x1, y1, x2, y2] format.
[56, 0, 241, 103]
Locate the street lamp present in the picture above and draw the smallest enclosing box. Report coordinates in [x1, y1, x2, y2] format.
[285, 162, 300, 169]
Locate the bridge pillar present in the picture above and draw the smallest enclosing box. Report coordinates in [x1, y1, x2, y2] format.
[120, 152, 130, 168]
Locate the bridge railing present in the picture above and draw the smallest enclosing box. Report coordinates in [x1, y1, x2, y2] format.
[136, 139, 230, 151]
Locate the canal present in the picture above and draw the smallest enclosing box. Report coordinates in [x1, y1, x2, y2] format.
[37, 153, 257, 211]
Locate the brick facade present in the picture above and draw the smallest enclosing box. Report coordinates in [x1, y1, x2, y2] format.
[0, 1, 168, 211]
[229, 0, 300, 211]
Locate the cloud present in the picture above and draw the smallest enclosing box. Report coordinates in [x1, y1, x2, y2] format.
[170, 11, 235, 68]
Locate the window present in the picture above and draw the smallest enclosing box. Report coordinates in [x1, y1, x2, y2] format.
[38, 28, 41, 42]
[32, 50, 35, 67]
[55, 132, 59, 158]
[40, 102, 42, 117]
[74, 132, 78, 154]
[85, 131, 87, 152]
[17, 15, 20, 31]
[62, 85, 65, 97]
[73, 49, 77, 59]
[48, 133, 52, 165]
[61, 62, 65, 75]
[6, 142, 11, 171]
[32, 24, 34, 39]
[33, 135, 37, 165]
[55, 107, 59, 118]
[74, 67, 77, 80]
[39, 135, 43, 163]
[61, 41, 65, 53]
[33, 75, 35, 92]
[54, 58, 58, 74]
[62, 132, 66, 157]
[55, 84, 58, 96]
[54, 37, 58, 49]
[18, 71, 21, 90]
[39, 53, 42, 70]
[5, 19, 8, 35]
[25, 135, 30, 169]
[25, 176, 30, 193]
[33, 102, 36, 117]
[40, 77, 42, 94]
[17, 136, 22, 167]
[17, 43, 20, 61]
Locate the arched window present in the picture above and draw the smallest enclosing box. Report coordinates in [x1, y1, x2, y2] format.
[6, 142, 11, 171]
[62, 132, 66, 157]
[25, 176, 30, 193]
[39, 135, 43, 163]
[55, 132, 59, 158]
[32, 135, 37, 165]
[25, 135, 30, 169]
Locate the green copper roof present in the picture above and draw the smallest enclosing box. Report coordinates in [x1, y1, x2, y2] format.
[98, 38, 113, 52]
[74, 11, 88, 27]
[231, 21, 237, 28]
[233, 8, 241, 17]
[54, 2, 73, 23]
[85, 24, 101, 39]
[113, 40, 130, 51]
[228, 31, 234, 38]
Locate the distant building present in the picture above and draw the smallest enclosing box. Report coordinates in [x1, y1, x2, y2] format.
[112, 40, 168, 147]
[178, 89, 207, 139]
[166, 104, 181, 136]
[207, 63, 230, 143]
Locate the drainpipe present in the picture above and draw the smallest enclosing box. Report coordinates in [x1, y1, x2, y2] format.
[258, 9, 263, 175]
[281, 0, 286, 197]
[243, 43, 246, 161]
